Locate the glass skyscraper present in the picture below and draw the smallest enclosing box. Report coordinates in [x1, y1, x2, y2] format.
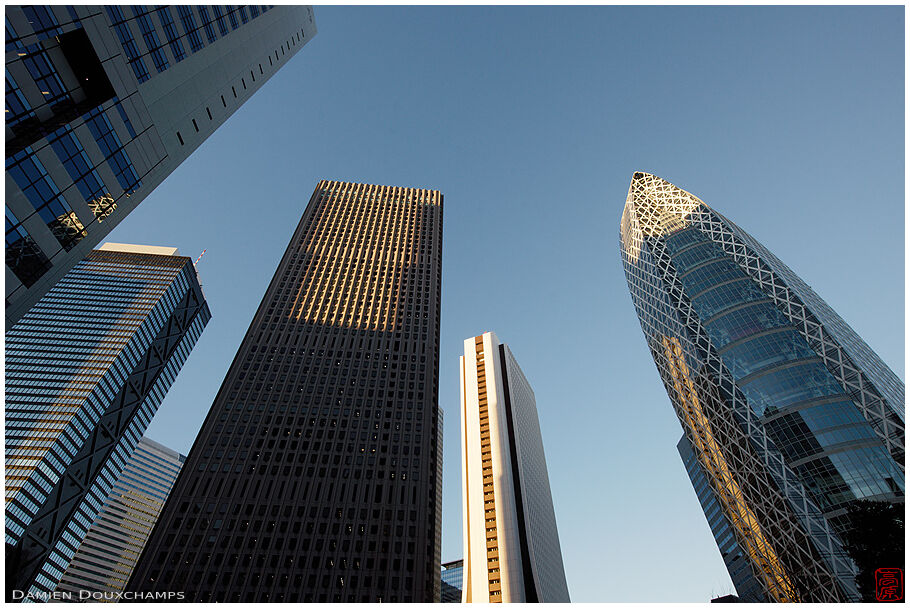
[5, 5, 317, 327]
[55, 436, 185, 599]
[620, 172, 903, 602]
[441, 559, 464, 603]
[5, 243, 210, 599]
[129, 180, 444, 602]
[460, 332, 570, 603]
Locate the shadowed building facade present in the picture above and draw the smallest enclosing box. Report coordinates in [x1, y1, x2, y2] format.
[620, 172, 904, 602]
[55, 437, 185, 599]
[460, 332, 570, 603]
[5, 243, 210, 599]
[129, 180, 444, 602]
[6, 5, 316, 327]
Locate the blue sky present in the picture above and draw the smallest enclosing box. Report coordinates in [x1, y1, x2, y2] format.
[106, 6, 904, 602]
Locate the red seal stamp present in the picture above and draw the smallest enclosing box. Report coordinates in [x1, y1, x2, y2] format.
[875, 568, 903, 602]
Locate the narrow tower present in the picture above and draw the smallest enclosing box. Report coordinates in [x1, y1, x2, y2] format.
[620, 172, 904, 601]
[5, 243, 210, 598]
[129, 180, 444, 602]
[460, 332, 570, 603]
[56, 437, 185, 598]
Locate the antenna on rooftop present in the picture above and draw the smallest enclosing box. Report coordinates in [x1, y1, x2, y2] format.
[193, 249, 207, 267]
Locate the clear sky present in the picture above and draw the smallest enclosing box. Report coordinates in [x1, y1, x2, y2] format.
[105, 6, 904, 602]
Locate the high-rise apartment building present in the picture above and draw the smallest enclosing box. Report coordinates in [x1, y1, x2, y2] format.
[441, 559, 464, 602]
[129, 180, 444, 602]
[55, 437, 185, 600]
[5, 243, 210, 599]
[5, 5, 316, 327]
[460, 332, 570, 603]
[620, 172, 904, 602]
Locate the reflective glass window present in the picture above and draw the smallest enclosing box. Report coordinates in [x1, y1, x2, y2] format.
[738, 360, 846, 416]
[176, 6, 204, 53]
[671, 241, 727, 274]
[6, 148, 86, 251]
[6, 70, 35, 127]
[21, 44, 72, 106]
[105, 7, 150, 83]
[155, 7, 186, 62]
[663, 227, 704, 255]
[47, 126, 117, 222]
[6, 206, 52, 287]
[197, 6, 218, 43]
[704, 301, 792, 349]
[679, 258, 745, 297]
[720, 329, 818, 380]
[691, 278, 768, 321]
[132, 6, 170, 73]
[81, 106, 141, 194]
[21, 6, 62, 39]
[212, 6, 229, 36]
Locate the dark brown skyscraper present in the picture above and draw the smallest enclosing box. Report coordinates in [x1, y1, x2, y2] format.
[129, 180, 444, 602]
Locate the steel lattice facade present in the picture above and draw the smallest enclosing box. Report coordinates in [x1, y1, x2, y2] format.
[620, 172, 904, 602]
[5, 244, 210, 599]
[128, 180, 444, 602]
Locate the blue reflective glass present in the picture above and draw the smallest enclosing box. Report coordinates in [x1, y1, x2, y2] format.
[663, 227, 704, 255]
[671, 241, 728, 274]
[155, 7, 185, 62]
[705, 301, 792, 349]
[679, 258, 746, 297]
[105, 6, 150, 83]
[739, 360, 846, 416]
[691, 278, 768, 321]
[720, 329, 818, 380]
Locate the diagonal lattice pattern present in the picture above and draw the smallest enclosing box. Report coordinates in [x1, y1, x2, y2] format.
[621, 172, 903, 602]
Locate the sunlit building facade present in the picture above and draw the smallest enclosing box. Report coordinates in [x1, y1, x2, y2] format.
[460, 332, 570, 603]
[5, 243, 210, 598]
[620, 172, 904, 602]
[129, 180, 444, 602]
[5, 5, 316, 327]
[55, 437, 185, 599]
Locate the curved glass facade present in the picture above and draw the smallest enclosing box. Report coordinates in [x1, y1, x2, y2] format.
[665, 227, 903, 524]
[621, 172, 904, 602]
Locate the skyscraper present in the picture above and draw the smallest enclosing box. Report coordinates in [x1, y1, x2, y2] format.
[620, 172, 904, 602]
[5, 242, 210, 599]
[440, 559, 464, 603]
[55, 437, 185, 600]
[5, 5, 316, 327]
[460, 332, 570, 603]
[129, 180, 444, 602]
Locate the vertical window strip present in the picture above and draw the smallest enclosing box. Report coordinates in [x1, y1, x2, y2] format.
[6, 70, 36, 127]
[226, 7, 240, 30]
[47, 126, 118, 222]
[238, 6, 249, 23]
[21, 44, 72, 107]
[197, 6, 218, 44]
[6, 16, 25, 52]
[249, 6, 260, 19]
[82, 107, 142, 195]
[105, 6, 150, 83]
[6, 206, 53, 287]
[131, 6, 169, 74]
[212, 6, 229, 36]
[175, 6, 204, 53]
[113, 98, 138, 139]
[155, 7, 186, 63]
[6, 148, 87, 252]
[21, 6, 62, 40]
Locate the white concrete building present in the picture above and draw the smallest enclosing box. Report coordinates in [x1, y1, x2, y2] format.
[460, 332, 570, 603]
